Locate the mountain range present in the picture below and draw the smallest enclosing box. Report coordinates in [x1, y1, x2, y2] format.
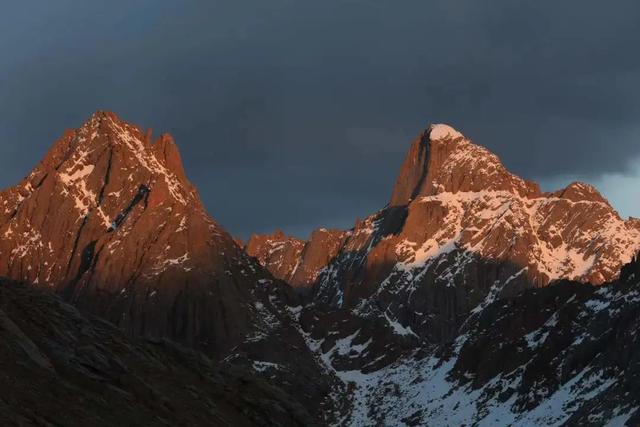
[1, 112, 639, 426]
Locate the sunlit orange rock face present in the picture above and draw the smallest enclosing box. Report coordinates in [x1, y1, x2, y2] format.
[0, 111, 283, 357]
[250, 124, 640, 331]
[246, 228, 348, 289]
[370, 124, 640, 288]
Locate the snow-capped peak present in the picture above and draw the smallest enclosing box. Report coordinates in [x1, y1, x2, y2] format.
[390, 121, 540, 206]
[429, 123, 465, 141]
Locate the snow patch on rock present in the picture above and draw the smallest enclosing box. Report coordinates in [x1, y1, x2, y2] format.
[429, 123, 464, 141]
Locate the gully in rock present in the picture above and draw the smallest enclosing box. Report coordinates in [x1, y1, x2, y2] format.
[108, 184, 151, 231]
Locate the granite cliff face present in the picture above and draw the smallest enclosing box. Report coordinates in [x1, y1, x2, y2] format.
[0, 111, 280, 357]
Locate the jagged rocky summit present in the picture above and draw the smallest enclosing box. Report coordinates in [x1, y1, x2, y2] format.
[0, 111, 342, 425]
[250, 123, 640, 293]
[249, 124, 640, 346]
[246, 228, 349, 290]
[245, 123, 640, 425]
[0, 111, 278, 356]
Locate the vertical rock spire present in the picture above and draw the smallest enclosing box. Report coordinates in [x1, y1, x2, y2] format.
[389, 128, 431, 206]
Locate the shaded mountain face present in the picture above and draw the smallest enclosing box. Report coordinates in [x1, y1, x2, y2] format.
[0, 277, 312, 427]
[329, 256, 640, 426]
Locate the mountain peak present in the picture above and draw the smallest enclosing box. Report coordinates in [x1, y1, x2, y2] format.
[152, 133, 189, 184]
[428, 123, 465, 141]
[89, 109, 120, 121]
[75, 112, 190, 186]
[37, 112, 195, 215]
[0, 111, 275, 357]
[0, 111, 220, 288]
[553, 181, 610, 205]
[390, 123, 539, 206]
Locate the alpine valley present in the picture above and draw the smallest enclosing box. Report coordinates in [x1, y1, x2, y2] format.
[2, 111, 640, 426]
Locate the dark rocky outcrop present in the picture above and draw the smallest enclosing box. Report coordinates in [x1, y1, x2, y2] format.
[0, 277, 312, 426]
[445, 255, 640, 426]
[337, 256, 640, 426]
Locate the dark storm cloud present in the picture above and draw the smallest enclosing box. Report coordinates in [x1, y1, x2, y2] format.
[1, 1, 640, 238]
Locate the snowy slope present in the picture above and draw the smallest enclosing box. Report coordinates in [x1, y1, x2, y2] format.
[303, 257, 640, 426]
[249, 123, 640, 426]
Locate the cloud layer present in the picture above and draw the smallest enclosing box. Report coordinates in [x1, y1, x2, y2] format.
[1, 1, 639, 237]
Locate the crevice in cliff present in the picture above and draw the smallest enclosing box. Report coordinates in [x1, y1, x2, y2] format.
[370, 206, 409, 247]
[390, 132, 432, 207]
[8, 207, 19, 221]
[97, 148, 113, 206]
[108, 185, 150, 231]
[408, 134, 431, 204]
[32, 173, 49, 190]
[62, 239, 97, 299]
[65, 215, 90, 278]
[83, 245, 104, 294]
[125, 215, 171, 288]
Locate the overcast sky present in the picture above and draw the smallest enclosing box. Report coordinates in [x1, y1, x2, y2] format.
[1, 1, 639, 239]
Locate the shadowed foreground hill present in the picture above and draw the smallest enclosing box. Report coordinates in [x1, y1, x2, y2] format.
[0, 278, 311, 426]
